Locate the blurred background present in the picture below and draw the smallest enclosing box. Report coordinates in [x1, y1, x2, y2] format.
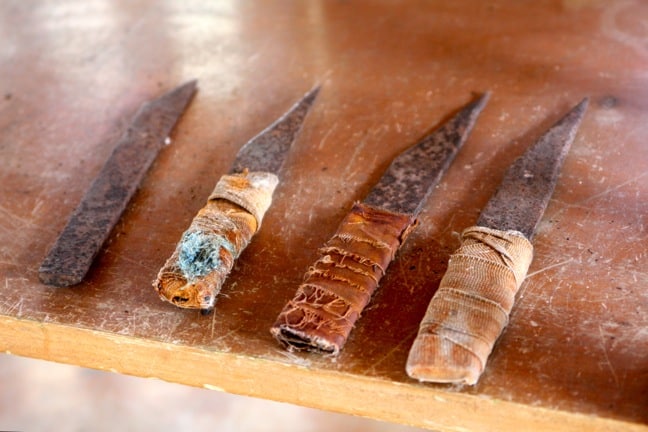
[0, 354, 425, 431]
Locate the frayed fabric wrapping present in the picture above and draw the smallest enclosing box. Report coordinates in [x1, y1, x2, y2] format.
[154, 171, 278, 310]
[271, 202, 414, 355]
[208, 172, 279, 225]
[406, 226, 533, 385]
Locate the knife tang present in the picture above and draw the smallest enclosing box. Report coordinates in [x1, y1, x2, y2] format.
[477, 98, 589, 238]
[231, 86, 320, 174]
[154, 88, 319, 311]
[271, 95, 489, 354]
[406, 100, 588, 384]
[364, 93, 490, 216]
[39, 80, 197, 287]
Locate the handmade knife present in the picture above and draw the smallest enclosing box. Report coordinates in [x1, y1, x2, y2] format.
[39, 80, 198, 287]
[406, 98, 588, 385]
[271, 94, 490, 355]
[154, 86, 320, 311]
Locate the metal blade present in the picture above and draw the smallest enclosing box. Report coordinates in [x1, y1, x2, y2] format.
[363, 93, 489, 216]
[39, 80, 197, 286]
[230, 86, 320, 174]
[477, 98, 588, 238]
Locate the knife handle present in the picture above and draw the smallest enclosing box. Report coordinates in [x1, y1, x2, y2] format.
[271, 202, 414, 354]
[406, 226, 533, 385]
[154, 171, 278, 310]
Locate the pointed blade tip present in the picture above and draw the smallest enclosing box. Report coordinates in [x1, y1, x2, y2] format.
[553, 96, 589, 134]
[362, 94, 488, 215]
[174, 79, 198, 97]
[153, 79, 198, 108]
[475, 91, 491, 107]
[229, 84, 320, 174]
[577, 96, 590, 107]
[476, 97, 588, 237]
[460, 91, 490, 121]
[301, 84, 321, 106]
[572, 96, 589, 117]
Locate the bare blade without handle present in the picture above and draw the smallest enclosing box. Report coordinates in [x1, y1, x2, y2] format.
[406, 99, 588, 385]
[364, 93, 490, 216]
[271, 95, 489, 354]
[154, 87, 320, 311]
[230, 86, 320, 174]
[477, 98, 589, 238]
[39, 80, 197, 287]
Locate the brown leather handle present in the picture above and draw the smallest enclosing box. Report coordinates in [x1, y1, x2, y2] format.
[406, 226, 533, 385]
[271, 202, 414, 354]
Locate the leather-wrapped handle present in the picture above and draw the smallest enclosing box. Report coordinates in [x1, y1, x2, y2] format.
[154, 171, 278, 310]
[271, 202, 414, 354]
[406, 226, 534, 385]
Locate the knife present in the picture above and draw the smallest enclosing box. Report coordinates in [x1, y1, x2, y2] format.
[271, 94, 490, 355]
[39, 80, 198, 287]
[406, 98, 588, 385]
[154, 86, 320, 311]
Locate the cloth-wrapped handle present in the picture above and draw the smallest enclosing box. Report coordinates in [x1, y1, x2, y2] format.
[271, 202, 414, 355]
[154, 171, 278, 310]
[406, 226, 533, 385]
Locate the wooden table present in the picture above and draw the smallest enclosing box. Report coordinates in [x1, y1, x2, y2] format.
[1, 1, 646, 430]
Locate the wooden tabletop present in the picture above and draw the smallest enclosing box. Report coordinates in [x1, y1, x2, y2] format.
[1, 1, 647, 430]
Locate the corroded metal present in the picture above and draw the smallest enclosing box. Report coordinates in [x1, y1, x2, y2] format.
[155, 88, 319, 312]
[230, 86, 320, 174]
[477, 98, 588, 238]
[39, 80, 197, 286]
[406, 99, 588, 385]
[271, 95, 489, 354]
[363, 93, 489, 216]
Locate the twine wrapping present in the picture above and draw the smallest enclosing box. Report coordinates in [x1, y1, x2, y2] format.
[209, 172, 279, 226]
[154, 171, 278, 310]
[406, 226, 533, 385]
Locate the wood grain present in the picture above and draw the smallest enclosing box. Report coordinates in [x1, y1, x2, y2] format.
[0, 1, 647, 431]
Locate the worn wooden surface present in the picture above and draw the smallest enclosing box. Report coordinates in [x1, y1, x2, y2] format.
[1, 1, 647, 430]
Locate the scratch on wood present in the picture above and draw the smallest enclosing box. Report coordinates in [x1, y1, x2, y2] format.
[526, 258, 574, 279]
[363, 328, 419, 375]
[210, 305, 218, 339]
[343, 132, 368, 179]
[598, 324, 620, 388]
[274, 348, 312, 367]
[211, 328, 240, 351]
[317, 122, 337, 150]
[1, 278, 29, 315]
[0, 204, 33, 229]
[0, 298, 23, 316]
[547, 280, 565, 311]
[575, 171, 648, 206]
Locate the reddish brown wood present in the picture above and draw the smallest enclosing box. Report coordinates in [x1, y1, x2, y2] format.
[0, 1, 646, 430]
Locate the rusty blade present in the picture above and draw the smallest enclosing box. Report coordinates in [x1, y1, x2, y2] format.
[39, 80, 197, 287]
[230, 86, 320, 174]
[363, 93, 489, 216]
[477, 98, 588, 238]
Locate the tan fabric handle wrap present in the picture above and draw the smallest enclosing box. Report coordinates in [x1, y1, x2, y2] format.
[406, 226, 533, 385]
[271, 202, 414, 355]
[208, 171, 279, 225]
[154, 171, 278, 310]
